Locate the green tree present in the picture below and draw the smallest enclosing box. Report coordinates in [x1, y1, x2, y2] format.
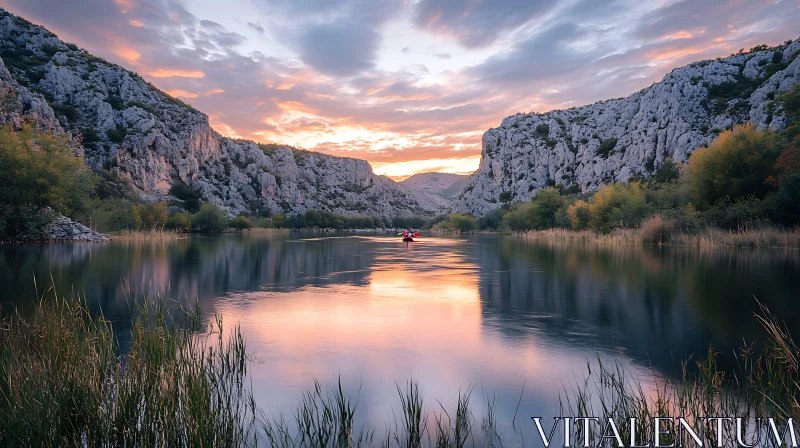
[0, 124, 95, 238]
[588, 182, 649, 232]
[683, 124, 784, 208]
[229, 216, 254, 230]
[192, 203, 229, 232]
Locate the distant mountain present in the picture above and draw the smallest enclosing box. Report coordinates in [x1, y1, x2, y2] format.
[400, 172, 470, 213]
[0, 9, 434, 218]
[455, 39, 800, 216]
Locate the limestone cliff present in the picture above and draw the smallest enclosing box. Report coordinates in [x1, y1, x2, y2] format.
[455, 40, 800, 215]
[400, 173, 470, 214]
[0, 9, 429, 218]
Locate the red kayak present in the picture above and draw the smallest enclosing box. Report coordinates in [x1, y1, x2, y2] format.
[401, 231, 421, 242]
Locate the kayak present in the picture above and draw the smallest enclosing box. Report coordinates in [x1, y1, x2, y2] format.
[402, 237, 414, 242]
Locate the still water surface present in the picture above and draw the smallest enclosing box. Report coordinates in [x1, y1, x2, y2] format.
[1, 232, 798, 436]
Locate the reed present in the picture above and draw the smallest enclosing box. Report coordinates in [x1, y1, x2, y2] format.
[520, 226, 800, 248]
[0, 286, 257, 447]
[111, 228, 184, 241]
[557, 300, 800, 447]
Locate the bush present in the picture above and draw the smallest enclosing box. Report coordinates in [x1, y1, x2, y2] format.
[596, 137, 618, 158]
[169, 184, 202, 213]
[433, 214, 477, 232]
[502, 188, 566, 231]
[131, 202, 168, 230]
[652, 158, 680, 184]
[192, 203, 228, 232]
[478, 208, 505, 230]
[106, 124, 127, 143]
[165, 211, 192, 232]
[639, 215, 678, 244]
[105, 94, 124, 110]
[0, 124, 95, 239]
[588, 182, 649, 232]
[566, 200, 591, 230]
[228, 216, 253, 230]
[81, 127, 101, 144]
[683, 124, 784, 208]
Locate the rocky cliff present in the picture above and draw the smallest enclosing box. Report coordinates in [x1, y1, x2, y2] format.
[0, 9, 429, 218]
[455, 40, 800, 216]
[400, 173, 470, 214]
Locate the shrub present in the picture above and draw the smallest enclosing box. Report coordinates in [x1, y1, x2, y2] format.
[588, 182, 649, 232]
[652, 158, 680, 184]
[228, 216, 254, 230]
[639, 215, 678, 244]
[502, 188, 565, 231]
[169, 184, 202, 213]
[105, 95, 124, 110]
[106, 124, 127, 143]
[131, 202, 168, 230]
[566, 200, 591, 230]
[498, 191, 514, 203]
[0, 124, 95, 239]
[81, 127, 101, 144]
[191, 203, 228, 232]
[51, 104, 79, 121]
[478, 208, 505, 231]
[596, 137, 618, 158]
[165, 211, 192, 232]
[433, 214, 477, 232]
[683, 124, 784, 208]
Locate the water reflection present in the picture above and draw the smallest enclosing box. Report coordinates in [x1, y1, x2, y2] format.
[1, 233, 798, 432]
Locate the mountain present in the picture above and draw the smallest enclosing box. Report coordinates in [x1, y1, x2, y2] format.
[399, 173, 470, 213]
[0, 9, 432, 219]
[454, 40, 800, 216]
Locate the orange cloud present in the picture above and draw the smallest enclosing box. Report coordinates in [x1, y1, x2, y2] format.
[662, 31, 693, 40]
[148, 68, 206, 78]
[128, 19, 144, 27]
[165, 89, 199, 98]
[114, 46, 141, 62]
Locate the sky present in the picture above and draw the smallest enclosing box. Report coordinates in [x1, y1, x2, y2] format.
[1, 0, 799, 179]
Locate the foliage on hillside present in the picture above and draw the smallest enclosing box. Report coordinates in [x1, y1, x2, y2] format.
[487, 115, 800, 233]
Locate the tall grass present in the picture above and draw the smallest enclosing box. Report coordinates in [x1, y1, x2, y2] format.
[2, 289, 798, 446]
[520, 225, 800, 248]
[0, 287, 257, 446]
[112, 229, 184, 241]
[558, 300, 800, 447]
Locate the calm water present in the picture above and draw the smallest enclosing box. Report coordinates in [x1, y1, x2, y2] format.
[1, 233, 799, 439]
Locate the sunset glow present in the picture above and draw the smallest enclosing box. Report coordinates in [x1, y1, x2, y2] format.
[4, 0, 798, 177]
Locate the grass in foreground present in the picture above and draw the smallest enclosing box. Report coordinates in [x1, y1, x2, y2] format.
[1, 289, 798, 447]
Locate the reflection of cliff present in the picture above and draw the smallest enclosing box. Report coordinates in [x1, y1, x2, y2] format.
[0, 234, 377, 320]
[470, 237, 800, 375]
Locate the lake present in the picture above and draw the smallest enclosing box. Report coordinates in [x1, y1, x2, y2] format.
[1, 232, 798, 442]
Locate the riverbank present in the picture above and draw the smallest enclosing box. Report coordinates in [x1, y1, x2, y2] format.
[517, 224, 800, 248]
[2, 288, 796, 446]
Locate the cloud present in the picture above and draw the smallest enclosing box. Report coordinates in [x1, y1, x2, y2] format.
[412, 0, 558, 48]
[247, 21, 265, 34]
[3, 0, 799, 179]
[297, 20, 380, 76]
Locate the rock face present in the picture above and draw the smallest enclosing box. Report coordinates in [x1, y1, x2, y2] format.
[455, 40, 800, 216]
[41, 215, 110, 242]
[0, 9, 430, 218]
[400, 173, 470, 213]
[10, 211, 109, 242]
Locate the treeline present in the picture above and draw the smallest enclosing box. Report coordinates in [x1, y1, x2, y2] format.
[0, 123, 434, 239]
